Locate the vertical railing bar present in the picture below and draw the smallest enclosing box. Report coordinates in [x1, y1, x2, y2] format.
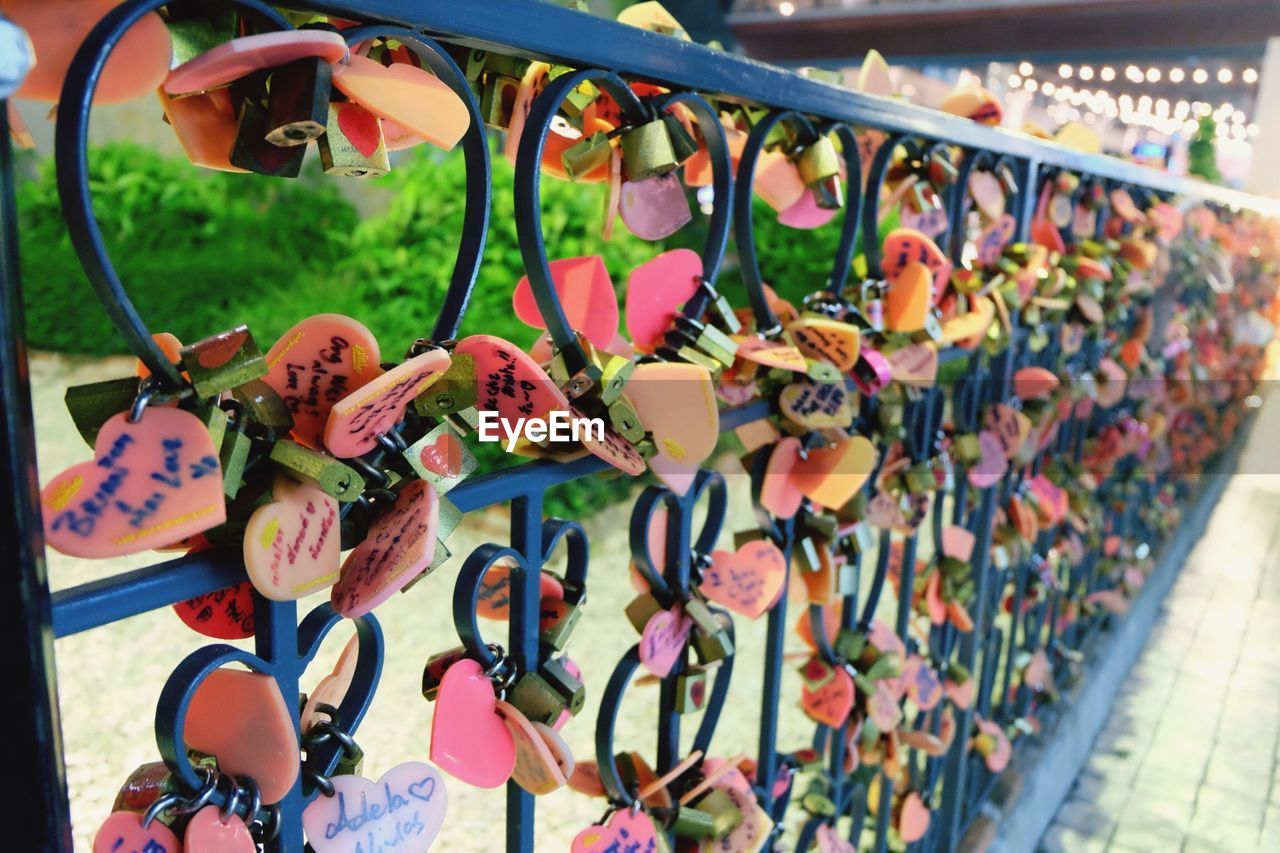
[507, 491, 544, 853]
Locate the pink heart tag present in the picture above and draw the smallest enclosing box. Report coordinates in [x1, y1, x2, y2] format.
[244, 476, 341, 601]
[639, 607, 692, 678]
[186, 668, 298, 804]
[626, 361, 719, 465]
[620, 173, 692, 240]
[455, 335, 568, 423]
[777, 187, 839, 229]
[572, 808, 661, 853]
[701, 540, 787, 619]
[333, 53, 470, 150]
[332, 480, 439, 617]
[41, 408, 225, 558]
[164, 30, 348, 95]
[817, 823, 856, 853]
[418, 428, 463, 479]
[302, 634, 360, 732]
[324, 349, 451, 458]
[263, 314, 383, 449]
[886, 343, 939, 388]
[967, 431, 1008, 488]
[760, 437, 804, 519]
[93, 811, 182, 853]
[513, 256, 618, 351]
[801, 660, 854, 727]
[869, 680, 904, 730]
[647, 453, 700, 497]
[940, 525, 976, 562]
[882, 228, 952, 293]
[733, 336, 809, 372]
[185, 806, 255, 852]
[793, 436, 878, 510]
[174, 581, 255, 639]
[625, 249, 702, 351]
[495, 701, 570, 795]
[968, 170, 1005, 220]
[576, 408, 647, 476]
[977, 213, 1017, 266]
[302, 761, 447, 852]
[984, 403, 1031, 459]
[430, 658, 516, 788]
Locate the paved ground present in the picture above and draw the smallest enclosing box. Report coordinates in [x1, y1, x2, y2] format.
[1040, 393, 1280, 853]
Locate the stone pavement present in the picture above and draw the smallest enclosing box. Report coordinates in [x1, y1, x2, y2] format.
[1039, 394, 1280, 852]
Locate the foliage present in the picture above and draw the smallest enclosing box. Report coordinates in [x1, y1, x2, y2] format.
[1187, 116, 1222, 184]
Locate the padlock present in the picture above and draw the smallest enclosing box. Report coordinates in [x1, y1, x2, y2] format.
[539, 596, 582, 651]
[671, 317, 738, 367]
[693, 624, 734, 664]
[953, 433, 981, 464]
[218, 420, 253, 499]
[445, 405, 481, 436]
[904, 461, 937, 493]
[421, 646, 469, 701]
[229, 86, 307, 178]
[112, 761, 178, 815]
[833, 627, 866, 662]
[65, 376, 139, 445]
[401, 497, 461, 593]
[195, 402, 229, 450]
[264, 58, 330, 146]
[598, 353, 634, 406]
[562, 131, 613, 179]
[835, 561, 858, 596]
[658, 343, 721, 376]
[607, 398, 645, 443]
[625, 591, 664, 633]
[673, 665, 708, 713]
[682, 597, 723, 638]
[801, 776, 837, 817]
[318, 102, 390, 178]
[795, 136, 843, 210]
[669, 805, 715, 840]
[332, 738, 365, 778]
[403, 422, 478, 492]
[620, 119, 678, 182]
[546, 65, 597, 117]
[806, 359, 843, 384]
[694, 788, 744, 838]
[804, 513, 839, 542]
[165, 11, 237, 67]
[700, 281, 743, 335]
[269, 440, 364, 502]
[793, 536, 823, 574]
[480, 74, 522, 129]
[231, 378, 295, 433]
[661, 111, 699, 164]
[549, 345, 604, 400]
[178, 326, 266, 398]
[508, 657, 585, 725]
[864, 651, 902, 681]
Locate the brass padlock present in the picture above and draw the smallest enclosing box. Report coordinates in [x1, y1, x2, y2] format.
[562, 131, 614, 180]
[413, 352, 477, 418]
[231, 378, 295, 433]
[607, 398, 645, 443]
[674, 317, 739, 367]
[421, 646, 469, 701]
[508, 658, 585, 725]
[700, 281, 743, 335]
[693, 624, 734, 664]
[480, 74, 522, 129]
[403, 422, 478, 493]
[801, 776, 837, 817]
[796, 135, 843, 210]
[230, 88, 306, 178]
[674, 666, 708, 713]
[620, 119, 678, 182]
[179, 326, 266, 398]
[218, 420, 252, 499]
[682, 597, 722, 638]
[598, 354, 634, 406]
[270, 440, 364, 502]
[65, 376, 140, 446]
[806, 358, 843, 384]
[658, 343, 721, 376]
[264, 57, 330, 146]
[661, 111, 699, 164]
[669, 805, 715, 840]
[625, 591, 664, 633]
[195, 402, 229, 450]
[833, 627, 866, 662]
[539, 594, 582, 651]
[904, 461, 937, 493]
[695, 788, 744, 838]
[318, 102, 390, 178]
[333, 739, 365, 778]
[793, 535, 823, 574]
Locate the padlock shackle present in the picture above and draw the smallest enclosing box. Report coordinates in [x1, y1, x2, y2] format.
[948, 149, 1008, 265]
[862, 137, 959, 280]
[734, 112, 864, 332]
[154, 603, 383, 808]
[56, 9, 490, 388]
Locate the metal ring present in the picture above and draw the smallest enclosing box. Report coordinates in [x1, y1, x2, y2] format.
[251, 804, 281, 843]
[175, 764, 221, 815]
[127, 377, 158, 424]
[305, 765, 337, 798]
[218, 773, 242, 825]
[238, 776, 262, 827]
[140, 792, 183, 829]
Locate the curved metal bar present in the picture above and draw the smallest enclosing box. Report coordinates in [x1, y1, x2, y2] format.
[341, 26, 491, 343]
[541, 517, 589, 604]
[595, 646, 644, 806]
[948, 149, 997, 265]
[512, 70, 650, 378]
[629, 485, 677, 602]
[54, 0, 292, 386]
[454, 542, 529, 670]
[155, 604, 382, 804]
[691, 607, 735, 756]
[861, 133, 905, 279]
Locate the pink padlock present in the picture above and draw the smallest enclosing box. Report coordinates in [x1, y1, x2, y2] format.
[851, 348, 892, 396]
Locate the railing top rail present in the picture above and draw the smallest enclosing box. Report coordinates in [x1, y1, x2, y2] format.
[308, 0, 1280, 216]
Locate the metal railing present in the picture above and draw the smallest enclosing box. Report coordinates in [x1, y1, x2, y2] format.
[5, 1, 1276, 851]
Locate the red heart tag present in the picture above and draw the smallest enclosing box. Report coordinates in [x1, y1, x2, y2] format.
[174, 581, 255, 639]
[419, 429, 463, 478]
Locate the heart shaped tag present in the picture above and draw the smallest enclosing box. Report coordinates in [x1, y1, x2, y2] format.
[902, 656, 942, 711]
[1013, 366, 1060, 400]
[786, 318, 861, 371]
[456, 335, 568, 423]
[174, 581, 255, 639]
[898, 792, 931, 843]
[41, 408, 225, 558]
[869, 680, 903, 730]
[733, 336, 809, 372]
[159, 89, 245, 173]
[324, 349, 451, 458]
[620, 173, 692, 240]
[977, 214, 1017, 266]
[940, 525, 976, 562]
[941, 296, 995, 345]
[625, 249, 702, 352]
[513, 256, 618, 351]
[333, 53, 469, 150]
[185, 806, 255, 852]
[576, 409, 648, 476]
[332, 480, 440, 617]
[817, 822, 856, 853]
[760, 437, 804, 519]
[244, 476, 340, 601]
[969, 170, 1005, 220]
[793, 436, 878, 510]
[639, 606, 692, 678]
[571, 808, 660, 853]
[495, 700, 570, 795]
[701, 539, 787, 619]
[302, 634, 361, 731]
[882, 228, 951, 292]
[186, 668, 298, 803]
[985, 404, 1032, 459]
[165, 30, 348, 95]
[801, 659, 854, 727]
[430, 658, 516, 788]
[967, 431, 1008, 488]
[93, 811, 182, 853]
[626, 361, 719, 465]
[779, 381, 853, 430]
[778, 187, 840, 229]
[754, 149, 806, 212]
[886, 343, 939, 388]
[477, 558, 564, 620]
[263, 314, 383, 449]
[885, 261, 933, 332]
[302, 761, 447, 852]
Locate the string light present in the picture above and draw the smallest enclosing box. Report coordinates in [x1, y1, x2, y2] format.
[1243, 68, 1259, 84]
[1146, 67, 1161, 82]
[1079, 65, 1094, 81]
[779, 1, 795, 16]
[1218, 68, 1233, 83]
[1169, 68, 1185, 83]
[1025, 79, 1038, 93]
[1008, 74, 1022, 88]
[1193, 68, 1208, 84]
[1041, 81, 1056, 96]
[1058, 63, 1072, 78]
[1020, 61, 1034, 76]
[1101, 66, 1116, 82]
[1126, 65, 1143, 83]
